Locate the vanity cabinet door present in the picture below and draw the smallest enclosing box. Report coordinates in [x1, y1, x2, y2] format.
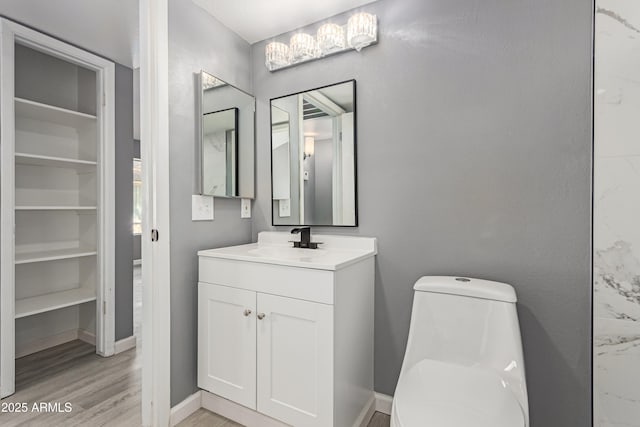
[256, 293, 334, 427]
[198, 283, 257, 409]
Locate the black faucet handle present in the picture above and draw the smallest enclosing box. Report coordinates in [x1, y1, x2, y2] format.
[290, 227, 310, 234]
[290, 227, 312, 248]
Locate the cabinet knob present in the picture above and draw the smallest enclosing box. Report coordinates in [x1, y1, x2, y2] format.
[243, 309, 252, 317]
[257, 313, 266, 320]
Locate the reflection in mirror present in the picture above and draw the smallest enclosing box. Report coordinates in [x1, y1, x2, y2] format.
[271, 106, 291, 200]
[270, 80, 357, 226]
[200, 71, 255, 198]
[203, 108, 237, 196]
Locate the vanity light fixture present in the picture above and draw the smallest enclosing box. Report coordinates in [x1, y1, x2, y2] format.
[264, 11, 377, 71]
[304, 136, 315, 159]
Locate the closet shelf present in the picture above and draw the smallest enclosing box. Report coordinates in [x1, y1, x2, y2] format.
[15, 248, 97, 265]
[15, 205, 97, 211]
[15, 97, 97, 128]
[15, 287, 96, 319]
[15, 153, 97, 170]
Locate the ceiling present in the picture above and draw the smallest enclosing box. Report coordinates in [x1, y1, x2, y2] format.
[192, 0, 377, 44]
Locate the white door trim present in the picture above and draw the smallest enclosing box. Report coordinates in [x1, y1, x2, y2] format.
[0, 18, 115, 397]
[139, 0, 172, 425]
[0, 19, 17, 399]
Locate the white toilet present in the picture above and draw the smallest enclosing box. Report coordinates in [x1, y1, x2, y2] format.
[391, 276, 529, 427]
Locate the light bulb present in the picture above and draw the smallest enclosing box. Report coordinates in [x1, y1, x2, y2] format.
[347, 12, 377, 51]
[289, 33, 319, 63]
[265, 42, 290, 71]
[304, 136, 315, 158]
[317, 23, 345, 56]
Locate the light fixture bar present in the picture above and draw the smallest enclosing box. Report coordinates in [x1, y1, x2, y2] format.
[265, 12, 378, 72]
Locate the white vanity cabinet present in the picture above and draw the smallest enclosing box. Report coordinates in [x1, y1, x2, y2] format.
[198, 232, 376, 427]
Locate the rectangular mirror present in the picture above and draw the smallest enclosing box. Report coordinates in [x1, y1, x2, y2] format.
[270, 80, 357, 226]
[200, 71, 255, 198]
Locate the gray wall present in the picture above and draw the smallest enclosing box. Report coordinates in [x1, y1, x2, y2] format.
[0, 0, 137, 68]
[114, 63, 134, 340]
[251, 0, 593, 425]
[133, 140, 141, 261]
[168, 0, 253, 406]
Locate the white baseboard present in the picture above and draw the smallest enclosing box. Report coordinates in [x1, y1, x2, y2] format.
[114, 335, 137, 354]
[201, 391, 288, 427]
[171, 390, 391, 427]
[78, 329, 96, 345]
[354, 394, 377, 427]
[15, 329, 80, 358]
[170, 391, 202, 426]
[375, 392, 393, 415]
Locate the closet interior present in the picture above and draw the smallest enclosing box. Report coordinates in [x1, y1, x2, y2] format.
[1, 18, 115, 398]
[13, 43, 99, 357]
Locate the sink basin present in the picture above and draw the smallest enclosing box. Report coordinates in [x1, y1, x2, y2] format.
[198, 232, 377, 271]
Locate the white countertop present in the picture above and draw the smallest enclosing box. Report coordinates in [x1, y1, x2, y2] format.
[198, 232, 377, 271]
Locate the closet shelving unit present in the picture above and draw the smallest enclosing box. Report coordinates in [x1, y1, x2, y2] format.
[0, 18, 115, 398]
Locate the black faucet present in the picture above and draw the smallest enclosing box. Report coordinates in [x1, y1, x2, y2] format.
[290, 227, 320, 249]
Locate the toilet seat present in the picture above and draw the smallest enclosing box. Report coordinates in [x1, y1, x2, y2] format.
[393, 359, 524, 427]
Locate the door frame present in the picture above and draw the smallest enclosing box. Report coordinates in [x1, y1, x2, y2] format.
[139, 0, 172, 425]
[0, 18, 116, 398]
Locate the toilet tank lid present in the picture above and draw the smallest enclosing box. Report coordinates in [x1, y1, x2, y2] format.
[414, 276, 517, 303]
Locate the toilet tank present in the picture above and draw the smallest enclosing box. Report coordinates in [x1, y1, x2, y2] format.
[399, 276, 528, 419]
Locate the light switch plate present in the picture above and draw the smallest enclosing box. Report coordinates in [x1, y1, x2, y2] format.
[241, 198, 251, 218]
[279, 199, 291, 217]
[192, 195, 214, 221]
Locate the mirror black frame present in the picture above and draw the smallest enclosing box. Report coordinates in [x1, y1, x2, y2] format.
[269, 79, 358, 227]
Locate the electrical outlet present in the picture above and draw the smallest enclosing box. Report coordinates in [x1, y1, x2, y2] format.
[241, 198, 251, 218]
[192, 195, 214, 221]
[279, 199, 291, 217]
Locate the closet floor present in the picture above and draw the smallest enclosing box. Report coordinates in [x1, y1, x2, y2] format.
[1, 340, 391, 427]
[2, 340, 141, 427]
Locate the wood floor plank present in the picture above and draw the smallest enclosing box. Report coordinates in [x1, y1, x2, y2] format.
[4, 349, 138, 421]
[367, 412, 391, 427]
[3, 339, 389, 427]
[15, 340, 96, 389]
[1, 341, 140, 427]
[176, 409, 241, 427]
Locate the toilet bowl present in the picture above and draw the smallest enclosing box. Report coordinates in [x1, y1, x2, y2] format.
[391, 276, 529, 427]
